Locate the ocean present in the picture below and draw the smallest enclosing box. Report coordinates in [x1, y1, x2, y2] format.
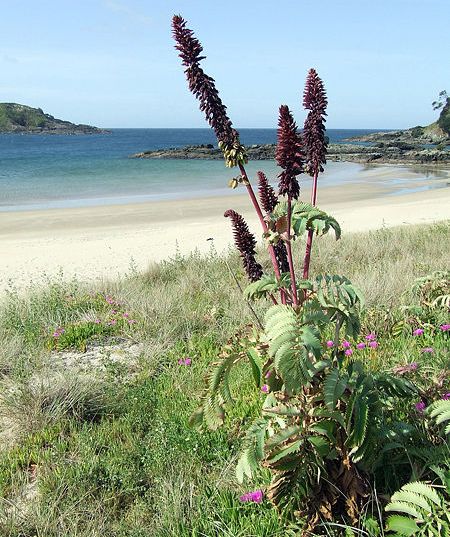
[0, 128, 430, 212]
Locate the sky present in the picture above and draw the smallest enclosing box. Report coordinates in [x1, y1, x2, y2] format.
[1, 0, 449, 129]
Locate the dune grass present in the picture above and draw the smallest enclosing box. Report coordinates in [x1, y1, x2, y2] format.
[0, 222, 448, 536]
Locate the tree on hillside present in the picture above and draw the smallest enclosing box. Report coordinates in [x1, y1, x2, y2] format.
[432, 90, 448, 110]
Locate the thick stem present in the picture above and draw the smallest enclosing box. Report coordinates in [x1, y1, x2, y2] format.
[286, 196, 299, 306]
[302, 168, 319, 280]
[238, 163, 287, 304]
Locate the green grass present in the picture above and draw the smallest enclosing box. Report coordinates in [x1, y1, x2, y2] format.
[0, 222, 448, 536]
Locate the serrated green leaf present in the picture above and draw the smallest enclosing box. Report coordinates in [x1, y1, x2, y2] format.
[265, 425, 302, 450]
[324, 368, 348, 410]
[385, 501, 423, 521]
[247, 348, 261, 388]
[386, 514, 420, 536]
[391, 490, 432, 513]
[401, 482, 442, 507]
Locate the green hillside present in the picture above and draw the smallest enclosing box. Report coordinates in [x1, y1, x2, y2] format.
[0, 103, 107, 134]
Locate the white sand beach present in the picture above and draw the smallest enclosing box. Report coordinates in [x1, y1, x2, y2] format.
[0, 167, 449, 291]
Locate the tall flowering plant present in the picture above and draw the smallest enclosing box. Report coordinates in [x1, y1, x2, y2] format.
[173, 16, 418, 532]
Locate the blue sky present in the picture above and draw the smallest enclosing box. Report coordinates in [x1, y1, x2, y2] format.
[1, 0, 449, 129]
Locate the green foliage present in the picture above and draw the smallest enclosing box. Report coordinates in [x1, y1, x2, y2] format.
[385, 481, 450, 536]
[291, 201, 341, 239]
[428, 399, 450, 436]
[410, 271, 450, 311]
[244, 272, 295, 301]
[269, 200, 341, 241]
[314, 274, 364, 337]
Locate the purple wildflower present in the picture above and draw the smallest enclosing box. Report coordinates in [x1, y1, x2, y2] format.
[421, 347, 434, 353]
[326, 340, 334, 348]
[368, 341, 379, 349]
[442, 393, 450, 400]
[303, 68, 328, 176]
[171, 16, 242, 161]
[261, 384, 269, 393]
[276, 105, 304, 200]
[224, 209, 263, 282]
[178, 357, 192, 366]
[345, 349, 353, 356]
[265, 370, 272, 379]
[356, 342, 366, 350]
[413, 328, 424, 336]
[440, 324, 450, 332]
[415, 401, 426, 413]
[342, 340, 351, 349]
[239, 489, 263, 503]
[365, 333, 376, 341]
[128, 319, 137, 324]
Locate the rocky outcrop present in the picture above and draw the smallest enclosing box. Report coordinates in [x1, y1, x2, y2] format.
[0, 103, 110, 134]
[346, 98, 450, 145]
[131, 142, 450, 165]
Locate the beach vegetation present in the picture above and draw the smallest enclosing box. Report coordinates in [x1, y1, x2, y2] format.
[172, 15, 450, 534]
[0, 222, 448, 535]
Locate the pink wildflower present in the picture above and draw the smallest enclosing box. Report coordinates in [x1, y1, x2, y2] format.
[261, 384, 269, 393]
[128, 319, 137, 324]
[421, 347, 434, 353]
[368, 341, 379, 349]
[442, 393, 450, 400]
[440, 324, 450, 332]
[108, 319, 117, 326]
[178, 358, 192, 366]
[365, 333, 376, 341]
[342, 340, 351, 349]
[265, 370, 272, 379]
[413, 328, 424, 336]
[345, 349, 353, 356]
[356, 342, 366, 350]
[94, 319, 101, 324]
[123, 313, 130, 318]
[415, 401, 426, 413]
[239, 490, 263, 503]
[326, 340, 334, 348]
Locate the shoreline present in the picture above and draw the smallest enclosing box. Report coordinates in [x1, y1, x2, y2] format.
[1, 168, 449, 291]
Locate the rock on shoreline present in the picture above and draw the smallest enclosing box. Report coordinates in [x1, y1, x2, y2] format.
[130, 143, 450, 165]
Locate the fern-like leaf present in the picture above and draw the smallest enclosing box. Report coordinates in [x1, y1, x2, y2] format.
[428, 400, 450, 435]
[236, 418, 268, 483]
[244, 273, 292, 300]
[265, 305, 319, 393]
[290, 201, 341, 240]
[385, 501, 423, 521]
[386, 514, 420, 536]
[401, 482, 442, 507]
[324, 368, 348, 410]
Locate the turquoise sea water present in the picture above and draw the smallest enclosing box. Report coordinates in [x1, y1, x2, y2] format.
[0, 128, 443, 211]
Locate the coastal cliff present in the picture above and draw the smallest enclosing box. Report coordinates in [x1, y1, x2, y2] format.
[0, 103, 109, 134]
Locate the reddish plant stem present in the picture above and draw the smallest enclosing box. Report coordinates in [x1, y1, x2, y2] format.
[286, 196, 299, 306]
[238, 163, 286, 305]
[302, 168, 319, 280]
